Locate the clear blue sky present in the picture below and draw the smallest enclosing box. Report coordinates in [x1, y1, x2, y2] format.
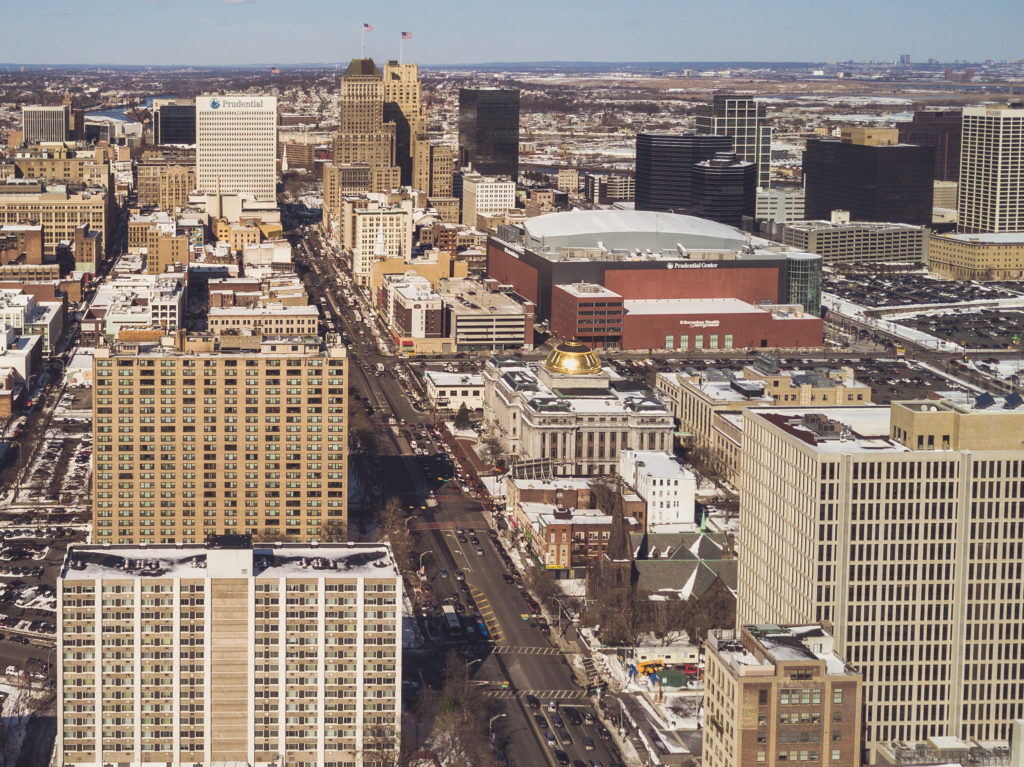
[8, 0, 1021, 66]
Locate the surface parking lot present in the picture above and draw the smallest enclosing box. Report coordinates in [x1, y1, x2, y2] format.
[824, 271, 1024, 308]
[897, 309, 1024, 351]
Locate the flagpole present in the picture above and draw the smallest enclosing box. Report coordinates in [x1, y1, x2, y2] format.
[400, 37, 403, 65]
[361, 25, 365, 58]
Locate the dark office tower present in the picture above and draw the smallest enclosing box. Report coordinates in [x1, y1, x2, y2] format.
[153, 99, 197, 145]
[897, 109, 962, 182]
[458, 88, 520, 179]
[634, 132, 732, 213]
[690, 152, 757, 228]
[696, 93, 773, 188]
[802, 128, 934, 226]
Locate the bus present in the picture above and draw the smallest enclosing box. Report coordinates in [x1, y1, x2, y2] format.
[441, 605, 462, 639]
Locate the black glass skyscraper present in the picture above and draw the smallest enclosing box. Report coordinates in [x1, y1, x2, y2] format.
[691, 152, 757, 228]
[154, 103, 196, 145]
[803, 139, 934, 226]
[635, 132, 732, 213]
[458, 88, 520, 178]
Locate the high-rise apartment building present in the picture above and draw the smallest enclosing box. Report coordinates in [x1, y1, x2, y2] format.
[57, 538, 401, 767]
[196, 95, 277, 202]
[634, 132, 732, 213]
[958, 105, 1024, 233]
[703, 625, 862, 767]
[803, 128, 934, 226]
[897, 109, 962, 182]
[690, 152, 757, 228]
[738, 399, 1024, 759]
[22, 104, 70, 144]
[91, 335, 348, 545]
[458, 88, 520, 179]
[153, 98, 197, 145]
[696, 93, 773, 188]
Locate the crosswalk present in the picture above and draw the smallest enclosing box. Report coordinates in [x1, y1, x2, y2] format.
[465, 643, 578, 656]
[485, 688, 589, 700]
[489, 644, 563, 656]
[469, 586, 503, 644]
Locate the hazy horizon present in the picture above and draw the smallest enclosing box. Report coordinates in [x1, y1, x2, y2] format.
[9, 0, 1022, 67]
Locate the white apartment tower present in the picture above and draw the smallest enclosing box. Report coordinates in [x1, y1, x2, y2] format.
[196, 95, 278, 202]
[58, 539, 402, 767]
[958, 105, 1024, 233]
[737, 399, 1024, 761]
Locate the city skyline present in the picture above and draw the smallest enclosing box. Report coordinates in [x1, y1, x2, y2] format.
[9, 0, 1024, 66]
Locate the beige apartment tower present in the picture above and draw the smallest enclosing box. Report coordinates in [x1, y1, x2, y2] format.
[958, 106, 1024, 233]
[738, 399, 1024, 760]
[57, 539, 401, 767]
[703, 625, 862, 767]
[92, 334, 348, 544]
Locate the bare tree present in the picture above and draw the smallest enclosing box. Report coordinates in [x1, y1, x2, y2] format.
[480, 433, 506, 470]
[376, 496, 412, 574]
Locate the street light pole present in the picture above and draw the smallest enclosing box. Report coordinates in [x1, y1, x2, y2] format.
[489, 712, 507, 743]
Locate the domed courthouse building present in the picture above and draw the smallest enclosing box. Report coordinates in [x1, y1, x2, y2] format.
[482, 341, 675, 476]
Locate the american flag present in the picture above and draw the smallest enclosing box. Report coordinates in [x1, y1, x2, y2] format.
[401, 31, 412, 40]
[363, 23, 373, 31]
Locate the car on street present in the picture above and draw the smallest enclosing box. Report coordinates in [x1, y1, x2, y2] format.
[558, 730, 572, 746]
[525, 694, 540, 709]
[548, 699, 559, 712]
[573, 761, 588, 767]
[475, 546, 484, 556]
[583, 711, 596, 725]
[564, 707, 582, 726]
[554, 751, 570, 766]
[439, 569, 449, 579]
[535, 714, 549, 729]
[582, 737, 595, 751]
[597, 725, 612, 740]
[550, 712, 564, 728]
[454, 569, 465, 581]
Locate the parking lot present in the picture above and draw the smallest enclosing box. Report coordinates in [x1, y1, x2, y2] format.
[824, 270, 1024, 308]
[897, 308, 1024, 351]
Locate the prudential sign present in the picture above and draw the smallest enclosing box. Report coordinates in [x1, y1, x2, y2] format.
[207, 97, 265, 110]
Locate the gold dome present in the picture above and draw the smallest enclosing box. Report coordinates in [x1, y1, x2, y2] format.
[544, 340, 602, 376]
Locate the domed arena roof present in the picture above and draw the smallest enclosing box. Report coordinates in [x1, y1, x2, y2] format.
[544, 340, 602, 376]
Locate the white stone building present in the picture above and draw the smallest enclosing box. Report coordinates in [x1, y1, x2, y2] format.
[618, 449, 696, 531]
[483, 340, 674, 477]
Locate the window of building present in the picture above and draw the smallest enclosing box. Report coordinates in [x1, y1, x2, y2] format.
[664, 335, 674, 350]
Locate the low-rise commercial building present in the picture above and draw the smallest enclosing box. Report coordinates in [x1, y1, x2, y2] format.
[0, 179, 109, 257]
[424, 371, 484, 411]
[928, 231, 1024, 280]
[208, 303, 320, 337]
[57, 539, 400, 767]
[703, 625, 861, 767]
[437, 277, 533, 352]
[513, 501, 641, 575]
